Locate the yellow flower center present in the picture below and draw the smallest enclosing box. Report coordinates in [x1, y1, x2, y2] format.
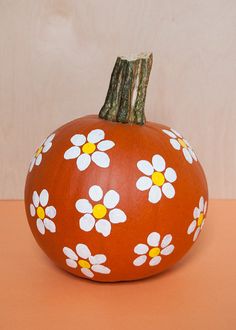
[35, 145, 43, 157]
[93, 204, 107, 219]
[37, 206, 45, 220]
[82, 142, 96, 154]
[178, 138, 187, 148]
[152, 172, 165, 186]
[78, 260, 91, 268]
[198, 213, 204, 227]
[149, 247, 161, 258]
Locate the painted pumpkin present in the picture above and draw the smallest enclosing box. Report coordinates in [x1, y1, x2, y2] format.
[24, 53, 208, 282]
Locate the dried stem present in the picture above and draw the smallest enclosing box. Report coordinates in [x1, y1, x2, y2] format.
[99, 53, 153, 125]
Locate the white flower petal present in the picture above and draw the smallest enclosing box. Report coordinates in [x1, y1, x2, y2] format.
[148, 185, 162, 204]
[204, 201, 208, 214]
[147, 232, 160, 247]
[171, 128, 182, 138]
[193, 207, 200, 219]
[63, 247, 78, 260]
[95, 219, 111, 237]
[183, 148, 193, 164]
[133, 255, 147, 266]
[89, 254, 106, 265]
[136, 176, 152, 191]
[76, 199, 92, 214]
[91, 151, 110, 168]
[79, 214, 95, 232]
[193, 227, 201, 241]
[103, 190, 120, 209]
[42, 142, 52, 153]
[77, 153, 91, 171]
[89, 185, 103, 202]
[201, 219, 205, 229]
[161, 244, 174, 255]
[36, 218, 45, 235]
[134, 244, 149, 255]
[162, 129, 176, 138]
[40, 136, 47, 145]
[29, 158, 35, 172]
[152, 155, 166, 172]
[81, 268, 94, 278]
[33, 191, 39, 207]
[71, 134, 86, 146]
[44, 133, 55, 145]
[149, 256, 161, 266]
[64, 146, 81, 159]
[76, 244, 91, 259]
[97, 140, 115, 151]
[161, 234, 172, 248]
[30, 204, 35, 217]
[170, 139, 181, 150]
[187, 220, 197, 235]
[188, 148, 197, 161]
[87, 129, 105, 143]
[199, 196, 204, 212]
[91, 265, 111, 274]
[66, 259, 77, 268]
[45, 206, 56, 218]
[39, 189, 49, 207]
[137, 160, 154, 176]
[44, 218, 56, 233]
[162, 183, 175, 199]
[35, 153, 42, 166]
[164, 167, 177, 183]
[109, 209, 127, 224]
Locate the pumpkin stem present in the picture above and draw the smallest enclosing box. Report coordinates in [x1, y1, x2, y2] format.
[99, 53, 153, 125]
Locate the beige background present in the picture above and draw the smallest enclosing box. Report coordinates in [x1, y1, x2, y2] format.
[0, 0, 236, 199]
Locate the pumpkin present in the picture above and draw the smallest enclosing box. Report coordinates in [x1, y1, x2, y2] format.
[24, 53, 208, 282]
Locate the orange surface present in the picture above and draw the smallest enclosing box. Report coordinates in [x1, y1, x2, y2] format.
[0, 200, 235, 330]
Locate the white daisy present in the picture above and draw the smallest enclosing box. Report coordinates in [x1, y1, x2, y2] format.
[162, 128, 197, 164]
[133, 232, 175, 267]
[29, 133, 55, 172]
[136, 154, 177, 204]
[63, 243, 111, 278]
[64, 129, 115, 171]
[75, 185, 127, 237]
[187, 196, 207, 241]
[29, 189, 56, 235]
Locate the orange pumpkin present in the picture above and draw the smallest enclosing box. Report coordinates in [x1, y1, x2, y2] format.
[24, 53, 208, 282]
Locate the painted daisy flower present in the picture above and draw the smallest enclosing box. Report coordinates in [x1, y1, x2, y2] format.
[63, 243, 111, 278]
[136, 154, 177, 204]
[162, 128, 197, 164]
[187, 196, 207, 241]
[30, 189, 56, 235]
[76, 185, 127, 237]
[64, 129, 115, 171]
[29, 133, 55, 172]
[133, 232, 175, 267]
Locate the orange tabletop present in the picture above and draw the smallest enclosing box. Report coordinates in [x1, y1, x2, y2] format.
[0, 200, 235, 330]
